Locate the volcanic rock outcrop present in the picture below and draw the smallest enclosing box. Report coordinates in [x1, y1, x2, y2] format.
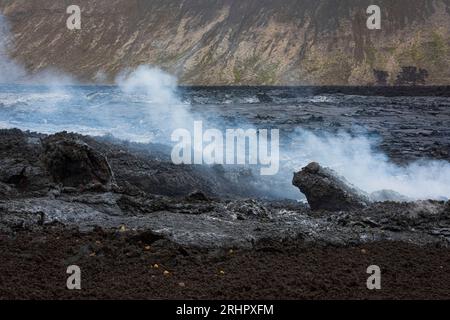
[41, 132, 114, 191]
[293, 162, 370, 211]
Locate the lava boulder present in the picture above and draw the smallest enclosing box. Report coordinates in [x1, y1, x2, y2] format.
[293, 162, 370, 211]
[41, 132, 114, 190]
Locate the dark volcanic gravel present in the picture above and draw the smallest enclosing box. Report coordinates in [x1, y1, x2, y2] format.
[0, 227, 449, 300]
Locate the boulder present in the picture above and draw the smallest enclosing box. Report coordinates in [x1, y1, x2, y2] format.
[292, 162, 370, 211]
[41, 133, 114, 190]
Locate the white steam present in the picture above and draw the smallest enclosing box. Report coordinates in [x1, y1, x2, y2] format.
[288, 130, 450, 200]
[116, 66, 195, 137]
[0, 13, 75, 85]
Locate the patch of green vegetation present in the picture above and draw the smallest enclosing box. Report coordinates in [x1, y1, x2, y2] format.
[232, 55, 278, 84]
[410, 41, 426, 65]
[255, 63, 279, 85]
[428, 31, 447, 65]
[200, 49, 214, 66]
[395, 31, 448, 70]
[233, 66, 242, 83]
[364, 46, 377, 66]
[303, 50, 353, 84]
[386, 47, 396, 54]
[243, 55, 260, 69]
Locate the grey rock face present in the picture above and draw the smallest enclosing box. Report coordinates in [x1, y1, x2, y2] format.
[292, 162, 370, 211]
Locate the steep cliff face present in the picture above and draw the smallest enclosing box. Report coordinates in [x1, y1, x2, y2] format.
[0, 0, 449, 85]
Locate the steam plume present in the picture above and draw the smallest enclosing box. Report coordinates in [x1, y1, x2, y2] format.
[287, 129, 450, 200]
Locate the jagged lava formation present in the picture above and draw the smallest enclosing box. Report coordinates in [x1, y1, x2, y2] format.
[1, 129, 449, 249]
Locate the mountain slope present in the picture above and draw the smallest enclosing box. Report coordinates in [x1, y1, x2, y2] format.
[1, 0, 449, 85]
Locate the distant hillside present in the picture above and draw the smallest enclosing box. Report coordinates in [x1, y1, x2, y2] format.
[1, 0, 449, 85]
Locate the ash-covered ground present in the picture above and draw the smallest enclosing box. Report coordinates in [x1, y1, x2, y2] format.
[1, 85, 450, 299]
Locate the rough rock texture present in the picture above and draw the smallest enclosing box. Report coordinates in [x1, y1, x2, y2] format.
[293, 162, 370, 211]
[1, 0, 450, 85]
[0, 129, 273, 200]
[0, 129, 53, 194]
[41, 132, 114, 190]
[1, 129, 449, 249]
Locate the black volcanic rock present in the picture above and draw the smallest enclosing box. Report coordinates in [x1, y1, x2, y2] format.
[0, 130, 53, 193]
[41, 132, 114, 190]
[444, 201, 450, 216]
[256, 93, 273, 103]
[293, 162, 370, 211]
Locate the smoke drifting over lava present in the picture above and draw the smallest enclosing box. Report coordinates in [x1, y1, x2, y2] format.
[287, 130, 450, 200]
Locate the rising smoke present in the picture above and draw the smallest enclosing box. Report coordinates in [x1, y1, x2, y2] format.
[286, 130, 450, 200]
[116, 66, 195, 137]
[0, 13, 75, 85]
